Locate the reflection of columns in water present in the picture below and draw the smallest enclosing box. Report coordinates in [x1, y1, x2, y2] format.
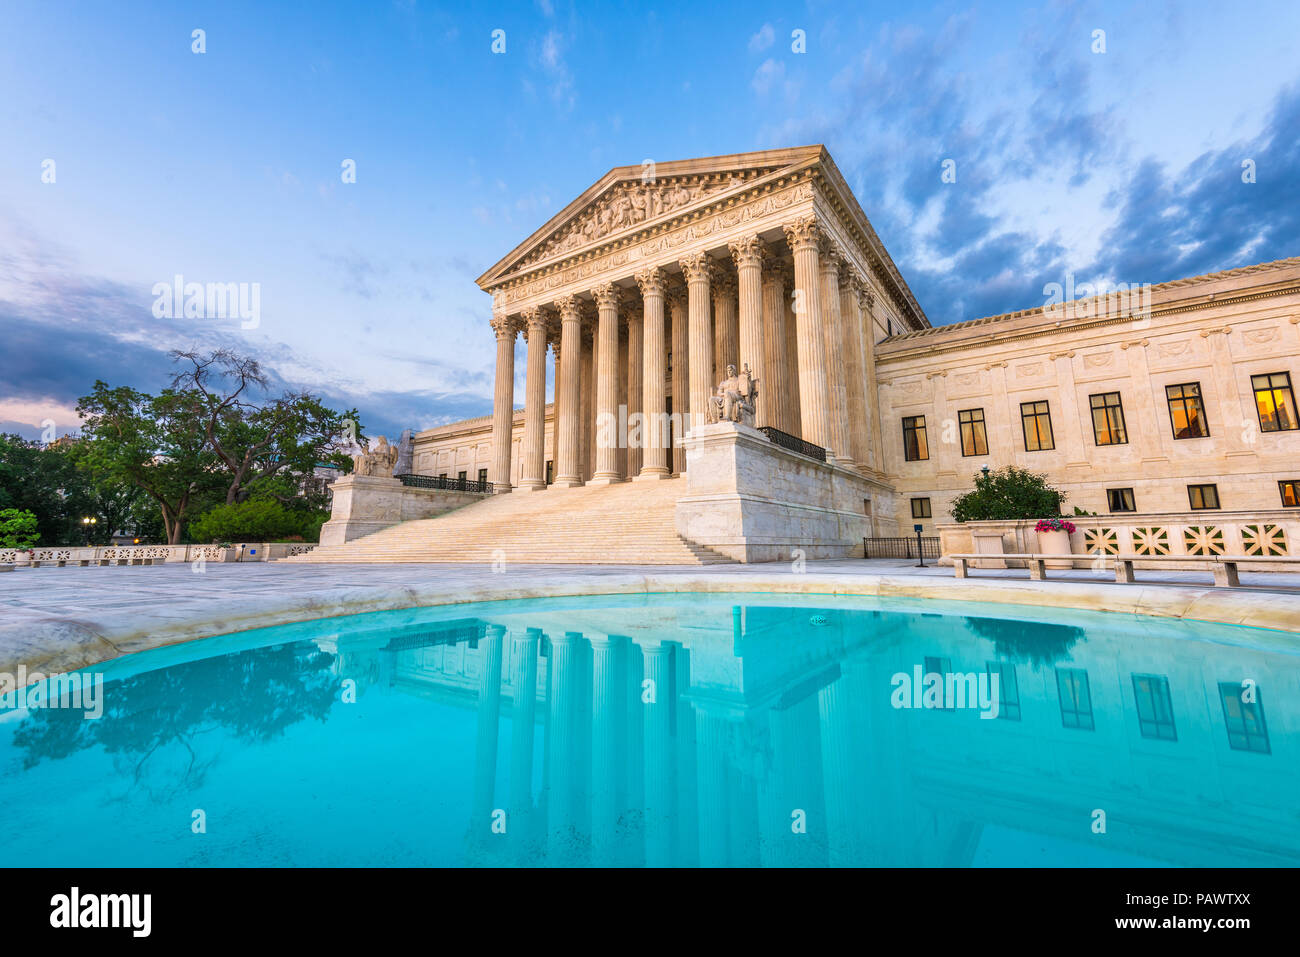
[768, 695, 828, 866]
[818, 671, 866, 866]
[642, 642, 676, 867]
[590, 635, 626, 864]
[545, 632, 582, 858]
[674, 643, 698, 866]
[471, 624, 505, 840]
[509, 628, 541, 826]
[623, 638, 644, 838]
[693, 706, 730, 867]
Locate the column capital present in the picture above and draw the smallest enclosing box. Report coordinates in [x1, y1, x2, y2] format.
[712, 267, 737, 298]
[678, 251, 714, 284]
[490, 313, 519, 339]
[818, 239, 844, 275]
[782, 215, 822, 252]
[634, 266, 668, 298]
[666, 282, 688, 308]
[856, 282, 875, 311]
[555, 293, 584, 321]
[728, 235, 765, 269]
[592, 281, 622, 310]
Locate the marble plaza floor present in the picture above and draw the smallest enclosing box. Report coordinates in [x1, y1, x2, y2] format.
[2, 558, 1298, 675]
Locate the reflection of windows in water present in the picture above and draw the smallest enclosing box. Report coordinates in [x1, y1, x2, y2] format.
[1219, 682, 1270, 753]
[924, 656, 952, 710]
[1132, 674, 1176, 740]
[1056, 668, 1094, 730]
[986, 661, 1020, 720]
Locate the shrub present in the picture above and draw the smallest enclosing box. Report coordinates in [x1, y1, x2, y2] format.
[0, 508, 40, 549]
[950, 466, 1065, 522]
[189, 500, 328, 543]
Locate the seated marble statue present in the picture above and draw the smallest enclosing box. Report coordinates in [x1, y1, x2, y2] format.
[708, 363, 759, 427]
[351, 435, 400, 477]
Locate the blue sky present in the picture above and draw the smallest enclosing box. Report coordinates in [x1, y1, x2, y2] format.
[2, 0, 1297, 441]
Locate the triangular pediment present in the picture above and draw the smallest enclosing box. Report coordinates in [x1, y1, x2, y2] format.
[476, 146, 826, 286]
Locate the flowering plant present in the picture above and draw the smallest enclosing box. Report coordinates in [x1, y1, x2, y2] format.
[1034, 518, 1075, 534]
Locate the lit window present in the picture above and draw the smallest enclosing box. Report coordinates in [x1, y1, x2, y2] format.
[958, 408, 988, 456]
[1218, 682, 1270, 754]
[1107, 488, 1136, 512]
[1166, 382, 1210, 439]
[1089, 392, 1128, 445]
[1132, 675, 1176, 741]
[1021, 400, 1055, 452]
[902, 416, 929, 461]
[1280, 480, 1300, 508]
[1251, 372, 1299, 432]
[1056, 668, 1094, 730]
[911, 497, 931, 519]
[1188, 484, 1220, 510]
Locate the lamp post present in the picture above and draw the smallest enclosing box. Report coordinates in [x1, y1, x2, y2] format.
[81, 515, 97, 546]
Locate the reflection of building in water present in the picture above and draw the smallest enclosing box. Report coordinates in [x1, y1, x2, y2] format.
[330, 603, 1300, 867]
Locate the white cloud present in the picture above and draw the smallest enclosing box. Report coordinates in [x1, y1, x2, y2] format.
[749, 23, 775, 53]
[752, 58, 784, 96]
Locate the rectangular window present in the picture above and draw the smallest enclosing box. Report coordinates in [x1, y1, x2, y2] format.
[438, 473, 448, 480]
[1020, 400, 1055, 451]
[1166, 382, 1210, 439]
[958, 408, 988, 456]
[544, 461, 553, 484]
[1218, 682, 1270, 753]
[1056, 668, 1094, 730]
[457, 470, 467, 482]
[1188, 483, 1220, 510]
[1280, 480, 1300, 508]
[1251, 371, 1299, 432]
[924, 656, 952, 711]
[1107, 488, 1136, 513]
[902, 415, 929, 461]
[911, 497, 931, 519]
[1132, 675, 1177, 741]
[478, 468, 489, 485]
[1089, 392, 1129, 445]
[987, 661, 1020, 721]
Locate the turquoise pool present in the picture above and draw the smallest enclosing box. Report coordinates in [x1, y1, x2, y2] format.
[1, 592, 1296, 867]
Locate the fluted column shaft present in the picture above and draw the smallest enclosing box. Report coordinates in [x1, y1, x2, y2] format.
[680, 253, 714, 440]
[553, 297, 584, 486]
[782, 265, 802, 435]
[625, 309, 642, 478]
[580, 329, 595, 480]
[590, 283, 624, 483]
[509, 628, 541, 823]
[590, 635, 624, 864]
[634, 269, 670, 478]
[546, 632, 581, 858]
[842, 275, 869, 472]
[520, 309, 549, 488]
[669, 290, 688, 473]
[730, 237, 767, 426]
[489, 315, 517, 492]
[858, 287, 884, 474]
[472, 624, 505, 838]
[642, 643, 676, 866]
[761, 269, 791, 434]
[713, 272, 738, 378]
[820, 246, 854, 469]
[694, 707, 729, 867]
[783, 219, 833, 454]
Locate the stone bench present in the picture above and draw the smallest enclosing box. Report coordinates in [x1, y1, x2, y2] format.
[950, 552, 1300, 588]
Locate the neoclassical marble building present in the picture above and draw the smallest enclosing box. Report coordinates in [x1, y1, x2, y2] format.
[321, 146, 1300, 563]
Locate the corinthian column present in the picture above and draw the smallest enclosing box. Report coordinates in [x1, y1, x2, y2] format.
[489, 314, 518, 492]
[842, 270, 869, 472]
[590, 282, 624, 484]
[626, 305, 643, 478]
[679, 252, 714, 439]
[636, 267, 671, 479]
[819, 241, 854, 469]
[730, 236, 766, 426]
[553, 295, 584, 487]
[713, 269, 738, 379]
[782, 218, 833, 455]
[519, 307, 549, 489]
[761, 263, 791, 434]
[668, 286, 688, 472]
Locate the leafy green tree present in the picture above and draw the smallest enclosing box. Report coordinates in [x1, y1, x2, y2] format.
[189, 499, 328, 543]
[170, 349, 360, 506]
[76, 382, 226, 544]
[949, 466, 1066, 522]
[0, 508, 40, 548]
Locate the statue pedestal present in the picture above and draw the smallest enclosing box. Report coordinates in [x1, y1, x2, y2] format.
[674, 422, 890, 563]
[319, 474, 489, 546]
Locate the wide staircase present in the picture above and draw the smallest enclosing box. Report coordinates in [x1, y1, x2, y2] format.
[290, 477, 732, 565]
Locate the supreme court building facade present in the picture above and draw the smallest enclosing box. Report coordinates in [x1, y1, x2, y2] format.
[397, 146, 1300, 562]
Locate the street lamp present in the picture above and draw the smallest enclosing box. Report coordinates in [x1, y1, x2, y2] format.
[81, 515, 97, 546]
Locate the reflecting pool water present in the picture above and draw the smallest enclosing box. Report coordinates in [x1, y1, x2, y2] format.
[1, 593, 1296, 867]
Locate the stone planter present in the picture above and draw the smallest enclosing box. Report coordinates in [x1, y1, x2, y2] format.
[13, 550, 33, 568]
[1038, 529, 1073, 568]
[971, 530, 1008, 569]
